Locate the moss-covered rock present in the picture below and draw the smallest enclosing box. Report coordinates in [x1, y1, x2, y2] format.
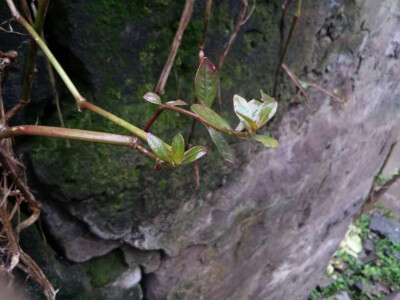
[28, 1, 282, 246]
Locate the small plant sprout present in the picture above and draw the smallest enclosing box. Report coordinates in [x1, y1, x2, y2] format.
[143, 57, 278, 165]
[147, 133, 209, 167]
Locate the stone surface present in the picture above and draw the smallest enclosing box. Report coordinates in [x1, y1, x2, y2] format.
[333, 291, 352, 300]
[41, 201, 122, 262]
[122, 246, 161, 274]
[370, 213, 400, 243]
[2, 0, 400, 299]
[380, 180, 400, 218]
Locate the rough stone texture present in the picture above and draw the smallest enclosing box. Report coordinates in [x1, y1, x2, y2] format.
[370, 213, 400, 243]
[1, 0, 400, 299]
[144, 1, 400, 299]
[122, 246, 161, 274]
[41, 201, 122, 262]
[380, 181, 400, 217]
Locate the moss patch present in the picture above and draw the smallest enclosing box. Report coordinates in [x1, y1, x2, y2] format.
[83, 250, 127, 288]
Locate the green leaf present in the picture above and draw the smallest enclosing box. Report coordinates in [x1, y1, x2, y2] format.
[233, 94, 254, 131]
[195, 57, 219, 107]
[252, 134, 278, 147]
[206, 126, 235, 164]
[171, 133, 185, 163]
[236, 111, 257, 132]
[260, 90, 276, 104]
[147, 133, 174, 162]
[181, 146, 209, 164]
[165, 100, 188, 106]
[299, 80, 309, 90]
[255, 102, 278, 129]
[191, 104, 232, 131]
[143, 92, 162, 105]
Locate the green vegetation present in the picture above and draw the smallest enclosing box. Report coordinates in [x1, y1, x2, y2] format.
[310, 214, 400, 300]
[83, 250, 127, 287]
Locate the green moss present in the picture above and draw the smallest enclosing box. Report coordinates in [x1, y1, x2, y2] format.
[83, 250, 127, 287]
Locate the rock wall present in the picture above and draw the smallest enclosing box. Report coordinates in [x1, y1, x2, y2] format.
[1, 0, 400, 299]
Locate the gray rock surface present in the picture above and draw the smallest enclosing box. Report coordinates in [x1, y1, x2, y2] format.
[145, 1, 400, 299]
[370, 213, 400, 243]
[334, 291, 352, 300]
[41, 201, 122, 262]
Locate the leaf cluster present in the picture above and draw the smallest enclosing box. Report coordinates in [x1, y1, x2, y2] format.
[143, 57, 278, 165]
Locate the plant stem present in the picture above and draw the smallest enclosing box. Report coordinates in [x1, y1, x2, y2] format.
[278, 0, 293, 58]
[272, 0, 301, 98]
[143, 106, 164, 132]
[0, 125, 134, 145]
[217, 0, 248, 73]
[79, 101, 148, 140]
[217, 0, 248, 110]
[163, 104, 251, 137]
[0, 125, 159, 161]
[281, 63, 309, 103]
[41, 31, 70, 147]
[5, 0, 50, 121]
[4, 3, 152, 141]
[5, 0, 83, 105]
[199, 0, 212, 54]
[154, 0, 194, 95]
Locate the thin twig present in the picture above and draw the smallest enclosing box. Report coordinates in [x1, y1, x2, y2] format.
[0, 24, 28, 36]
[307, 82, 344, 103]
[282, 64, 344, 104]
[281, 63, 309, 103]
[199, 0, 212, 58]
[41, 33, 71, 148]
[217, 0, 248, 72]
[272, 0, 301, 98]
[241, 0, 256, 25]
[5, 0, 51, 122]
[0, 146, 41, 235]
[20, 0, 34, 25]
[143, 106, 164, 132]
[278, 0, 293, 58]
[194, 162, 200, 188]
[19, 251, 57, 300]
[154, 0, 194, 95]
[217, 0, 248, 110]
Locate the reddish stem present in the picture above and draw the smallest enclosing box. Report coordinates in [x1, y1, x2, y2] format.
[144, 106, 164, 132]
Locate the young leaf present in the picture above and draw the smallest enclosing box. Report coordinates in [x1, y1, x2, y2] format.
[191, 104, 232, 131]
[255, 102, 278, 129]
[252, 134, 278, 148]
[165, 100, 188, 106]
[147, 133, 174, 162]
[195, 57, 219, 107]
[236, 111, 257, 132]
[260, 90, 276, 104]
[181, 146, 209, 164]
[143, 92, 162, 105]
[171, 133, 185, 163]
[206, 126, 235, 165]
[233, 94, 253, 131]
